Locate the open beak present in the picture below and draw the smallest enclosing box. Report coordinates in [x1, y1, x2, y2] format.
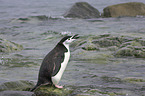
[72, 34, 79, 39]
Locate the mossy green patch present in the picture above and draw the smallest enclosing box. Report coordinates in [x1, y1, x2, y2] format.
[124, 77, 145, 83]
[0, 38, 23, 53]
[131, 41, 142, 46]
[82, 43, 99, 51]
[34, 85, 73, 96]
[115, 47, 134, 57]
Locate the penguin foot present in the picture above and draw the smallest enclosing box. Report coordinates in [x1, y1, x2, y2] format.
[55, 85, 63, 88]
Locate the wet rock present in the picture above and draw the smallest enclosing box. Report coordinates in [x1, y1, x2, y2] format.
[119, 41, 142, 48]
[98, 34, 111, 38]
[115, 46, 145, 58]
[92, 38, 120, 47]
[0, 38, 23, 53]
[138, 39, 145, 46]
[30, 15, 48, 21]
[82, 43, 99, 51]
[117, 36, 139, 43]
[63, 2, 100, 19]
[0, 80, 34, 91]
[134, 50, 145, 58]
[0, 80, 73, 96]
[11, 15, 48, 24]
[108, 46, 118, 51]
[0, 91, 34, 96]
[103, 2, 145, 17]
[75, 34, 145, 59]
[33, 85, 73, 96]
[124, 77, 145, 83]
[115, 47, 134, 57]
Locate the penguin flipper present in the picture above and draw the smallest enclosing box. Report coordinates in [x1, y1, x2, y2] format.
[52, 52, 64, 76]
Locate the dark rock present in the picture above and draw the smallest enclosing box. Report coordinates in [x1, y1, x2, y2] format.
[63, 2, 100, 19]
[30, 15, 48, 21]
[0, 91, 34, 96]
[103, 2, 145, 17]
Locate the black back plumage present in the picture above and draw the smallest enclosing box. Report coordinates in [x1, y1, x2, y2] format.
[30, 36, 71, 91]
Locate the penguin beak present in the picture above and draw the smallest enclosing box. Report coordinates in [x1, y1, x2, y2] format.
[72, 34, 79, 39]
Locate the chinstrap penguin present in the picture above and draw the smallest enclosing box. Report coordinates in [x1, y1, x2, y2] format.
[31, 34, 79, 91]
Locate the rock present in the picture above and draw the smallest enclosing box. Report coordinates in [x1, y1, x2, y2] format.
[103, 2, 145, 17]
[119, 41, 142, 48]
[74, 34, 145, 58]
[33, 85, 73, 96]
[117, 36, 138, 43]
[30, 15, 48, 21]
[115, 46, 145, 58]
[138, 39, 145, 46]
[82, 43, 99, 51]
[124, 77, 145, 83]
[63, 2, 100, 19]
[0, 80, 74, 96]
[92, 38, 120, 47]
[134, 50, 145, 58]
[0, 91, 34, 96]
[11, 15, 48, 24]
[108, 46, 118, 51]
[0, 38, 23, 53]
[115, 47, 134, 57]
[0, 80, 34, 91]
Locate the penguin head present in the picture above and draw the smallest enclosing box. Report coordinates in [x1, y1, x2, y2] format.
[59, 34, 79, 45]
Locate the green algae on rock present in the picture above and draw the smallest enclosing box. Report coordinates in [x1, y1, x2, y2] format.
[74, 34, 145, 59]
[124, 77, 145, 83]
[33, 85, 73, 96]
[82, 43, 99, 51]
[0, 38, 23, 53]
[0, 80, 73, 96]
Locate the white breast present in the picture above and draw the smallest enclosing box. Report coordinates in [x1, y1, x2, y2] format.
[52, 43, 70, 85]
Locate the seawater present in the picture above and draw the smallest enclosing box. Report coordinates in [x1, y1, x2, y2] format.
[1, 0, 145, 95]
